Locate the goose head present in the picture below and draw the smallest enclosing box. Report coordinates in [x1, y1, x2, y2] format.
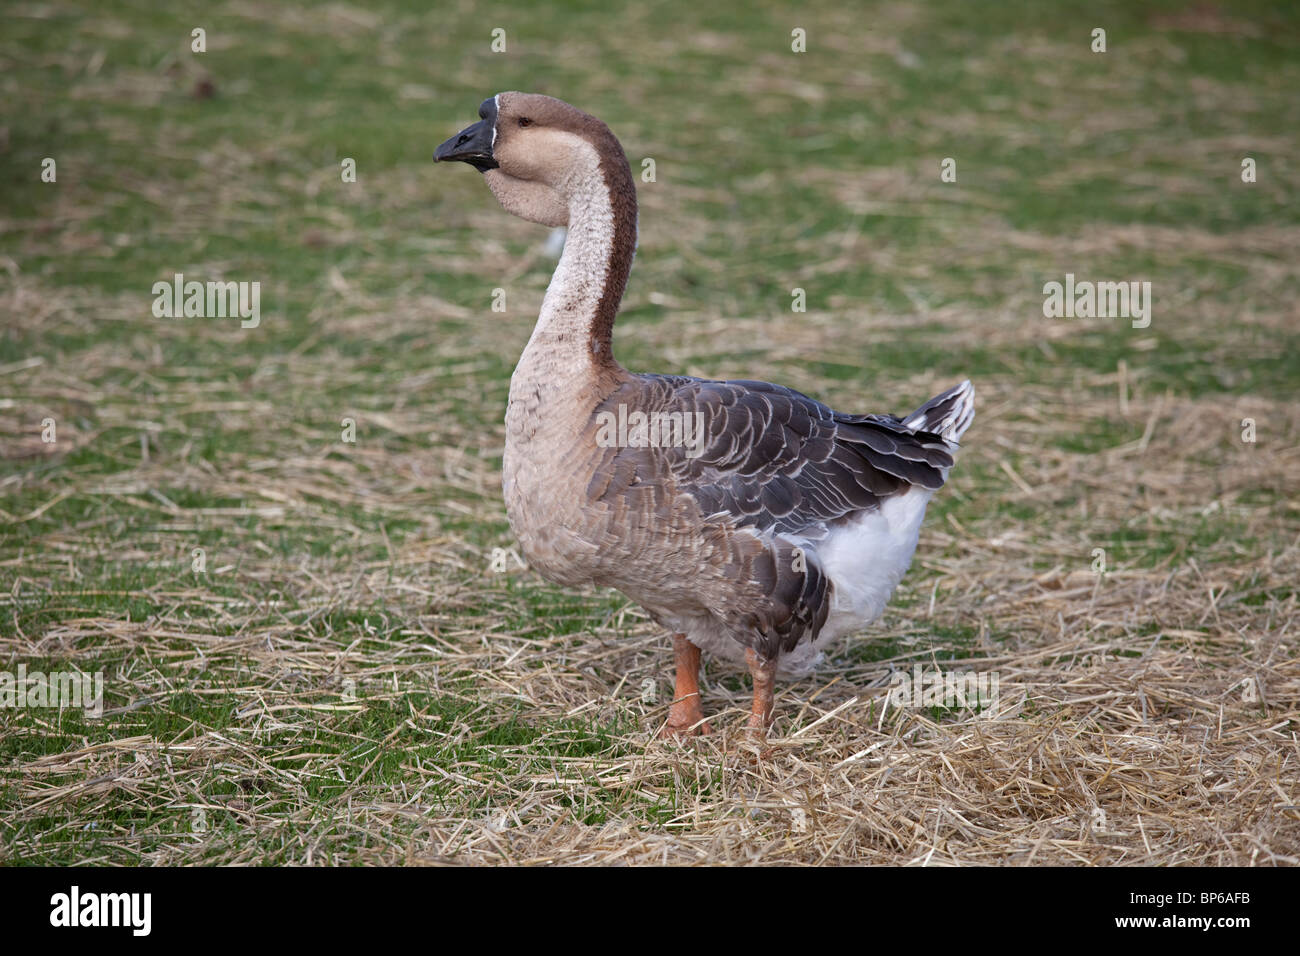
[435, 92, 630, 228]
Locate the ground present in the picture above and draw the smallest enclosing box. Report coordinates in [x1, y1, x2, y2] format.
[1, 0, 1297, 864]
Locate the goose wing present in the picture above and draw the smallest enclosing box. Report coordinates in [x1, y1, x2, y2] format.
[589, 374, 954, 537]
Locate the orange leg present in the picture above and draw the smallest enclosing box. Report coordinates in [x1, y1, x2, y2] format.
[659, 634, 712, 737]
[746, 647, 778, 734]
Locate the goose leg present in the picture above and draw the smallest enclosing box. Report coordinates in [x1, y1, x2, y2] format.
[660, 634, 712, 737]
[746, 647, 778, 734]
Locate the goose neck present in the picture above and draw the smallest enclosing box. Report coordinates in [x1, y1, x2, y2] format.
[524, 141, 637, 376]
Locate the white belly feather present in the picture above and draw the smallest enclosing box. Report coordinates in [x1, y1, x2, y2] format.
[678, 487, 936, 678]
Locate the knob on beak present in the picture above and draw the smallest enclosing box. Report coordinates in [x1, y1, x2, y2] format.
[435, 102, 499, 172]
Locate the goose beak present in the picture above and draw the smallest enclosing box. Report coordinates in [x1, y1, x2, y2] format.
[434, 119, 498, 172]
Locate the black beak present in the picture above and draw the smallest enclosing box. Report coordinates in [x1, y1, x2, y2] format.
[435, 98, 499, 172]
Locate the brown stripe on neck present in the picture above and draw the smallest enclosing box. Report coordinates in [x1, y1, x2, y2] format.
[586, 128, 638, 371]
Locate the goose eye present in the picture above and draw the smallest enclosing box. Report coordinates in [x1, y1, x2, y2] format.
[517, 117, 533, 128]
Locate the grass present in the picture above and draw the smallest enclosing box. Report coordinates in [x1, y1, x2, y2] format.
[1, 0, 1298, 864]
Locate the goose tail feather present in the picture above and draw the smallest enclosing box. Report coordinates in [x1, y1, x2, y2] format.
[902, 379, 974, 444]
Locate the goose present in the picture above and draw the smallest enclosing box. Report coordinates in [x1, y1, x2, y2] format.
[435, 93, 974, 739]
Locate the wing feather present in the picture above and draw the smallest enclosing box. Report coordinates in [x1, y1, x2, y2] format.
[584, 373, 960, 658]
[590, 374, 953, 535]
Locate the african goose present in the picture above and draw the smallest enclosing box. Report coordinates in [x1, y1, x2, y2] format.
[436, 93, 974, 738]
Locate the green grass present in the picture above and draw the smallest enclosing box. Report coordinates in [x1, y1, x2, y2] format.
[2, 0, 1298, 865]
